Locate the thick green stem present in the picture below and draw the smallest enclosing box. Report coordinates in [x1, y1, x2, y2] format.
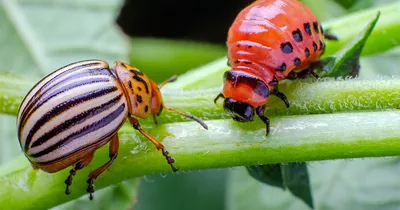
[0, 110, 399, 210]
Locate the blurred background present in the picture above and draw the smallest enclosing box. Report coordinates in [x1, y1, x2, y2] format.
[1, 0, 400, 209]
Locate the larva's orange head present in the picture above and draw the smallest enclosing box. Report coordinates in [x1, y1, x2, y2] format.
[222, 70, 270, 122]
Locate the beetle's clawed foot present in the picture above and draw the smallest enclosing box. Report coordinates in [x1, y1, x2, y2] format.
[87, 177, 95, 200]
[64, 167, 77, 195]
[162, 149, 178, 172]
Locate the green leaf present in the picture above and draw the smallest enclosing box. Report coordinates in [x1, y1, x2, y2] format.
[301, 0, 348, 21]
[227, 158, 400, 210]
[282, 163, 313, 209]
[317, 11, 380, 77]
[246, 164, 284, 189]
[323, 1, 400, 56]
[129, 38, 226, 83]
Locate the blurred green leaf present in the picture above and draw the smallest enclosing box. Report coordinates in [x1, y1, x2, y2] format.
[227, 158, 400, 210]
[129, 38, 226, 83]
[323, 1, 400, 56]
[282, 163, 313, 209]
[301, 0, 348, 21]
[349, 0, 400, 12]
[246, 164, 284, 189]
[317, 11, 380, 77]
[359, 46, 400, 77]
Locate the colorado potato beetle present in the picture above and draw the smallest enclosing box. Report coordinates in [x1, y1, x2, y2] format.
[17, 60, 208, 199]
[215, 0, 337, 135]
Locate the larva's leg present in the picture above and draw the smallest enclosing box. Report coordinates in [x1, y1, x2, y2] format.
[65, 153, 94, 195]
[128, 116, 178, 172]
[86, 134, 119, 200]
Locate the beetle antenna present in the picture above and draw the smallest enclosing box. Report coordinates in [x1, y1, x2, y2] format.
[159, 75, 178, 89]
[163, 106, 208, 130]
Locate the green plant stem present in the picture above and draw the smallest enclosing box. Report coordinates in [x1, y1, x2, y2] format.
[1, 110, 400, 209]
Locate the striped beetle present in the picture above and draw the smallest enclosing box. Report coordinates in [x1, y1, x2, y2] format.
[17, 60, 208, 200]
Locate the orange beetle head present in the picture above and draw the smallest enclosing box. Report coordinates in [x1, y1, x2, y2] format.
[222, 70, 270, 122]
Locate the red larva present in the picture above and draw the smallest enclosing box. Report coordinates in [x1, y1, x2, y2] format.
[215, 0, 337, 135]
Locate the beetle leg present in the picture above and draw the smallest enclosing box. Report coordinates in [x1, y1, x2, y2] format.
[153, 114, 158, 124]
[292, 68, 320, 79]
[86, 134, 119, 200]
[65, 153, 94, 195]
[256, 106, 270, 136]
[324, 32, 338, 41]
[271, 89, 290, 108]
[214, 93, 225, 104]
[128, 116, 178, 172]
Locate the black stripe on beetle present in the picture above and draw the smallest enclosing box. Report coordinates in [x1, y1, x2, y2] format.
[31, 94, 123, 148]
[280, 42, 293, 54]
[19, 66, 110, 132]
[130, 69, 149, 94]
[30, 103, 126, 159]
[304, 22, 312, 35]
[24, 86, 118, 152]
[292, 29, 303, 42]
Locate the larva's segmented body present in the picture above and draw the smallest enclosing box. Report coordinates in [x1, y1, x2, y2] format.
[215, 0, 337, 135]
[17, 60, 207, 200]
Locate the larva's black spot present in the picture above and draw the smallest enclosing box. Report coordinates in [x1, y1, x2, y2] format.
[234, 60, 240, 64]
[237, 44, 241, 47]
[281, 42, 293, 54]
[319, 40, 324, 51]
[313, 21, 320, 33]
[145, 105, 149, 113]
[248, 45, 252, 48]
[313, 42, 318, 52]
[137, 87, 142, 91]
[136, 95, 143, 103]
[292, 29, 303, 42]
[305, 48, 310, 58]
[304, 22, 312, 35]
[294, 58, 301, 67]
[243, 60, 252, 64]
[321, 25, 324, 34]
[275, 62, 287, 72]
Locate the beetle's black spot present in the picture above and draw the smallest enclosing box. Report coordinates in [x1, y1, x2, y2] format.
[128, 81, 132, 89]
[294, 58, 301, 67]
[120, 62, 127, 68]
[130, 69, 149, 94]
[313, 42, 318, 52]
[136, 95, 143, 103]
[281, 42, 293, 54]
[243, 60, 252, 65]
[145, 105, 149, 113]
[304, 22, 312, 35]
[137, 87, 142, 91]
[292, 29, 303, 42]
[305, 48, 310, 58]
[313, 21, 320, 33]
[275, 62, 287, 72]
[319, 40, 324, 51]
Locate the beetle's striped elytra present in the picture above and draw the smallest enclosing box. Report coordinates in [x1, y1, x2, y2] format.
[17, 60, 208, 200]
